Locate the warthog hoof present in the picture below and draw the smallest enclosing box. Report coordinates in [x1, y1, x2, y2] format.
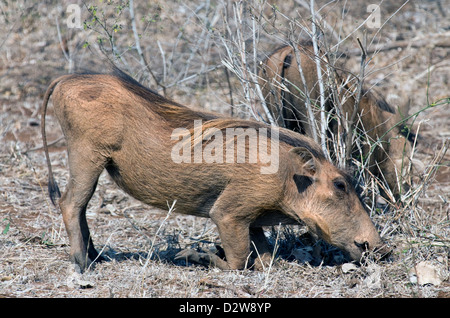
[175, 249, 230, 270]
[70, 251, 106, 272]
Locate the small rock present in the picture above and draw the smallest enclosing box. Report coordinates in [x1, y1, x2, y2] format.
[363, 264, 382, 289]
[376, 195, 387, 207]
[342, 263, 358, 273]
[105, 204, 117, 215]
[409, 261, 448, 286]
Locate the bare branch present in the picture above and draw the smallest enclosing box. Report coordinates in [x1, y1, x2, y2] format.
[310, 0, 329, 158]
[129, 0, 167, 95]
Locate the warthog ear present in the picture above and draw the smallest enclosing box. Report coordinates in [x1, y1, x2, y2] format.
[289, 147, 319, 175]
[293, 174, 313, 194]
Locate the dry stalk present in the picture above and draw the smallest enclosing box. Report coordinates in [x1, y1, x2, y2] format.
[129, 0, 167, 95]
[310, 0, 328, 157]
[259, 225, 281, 294]
[345, 37, 367, 165]
[55, 16, 74, 73]
[289, 34, 318, 142]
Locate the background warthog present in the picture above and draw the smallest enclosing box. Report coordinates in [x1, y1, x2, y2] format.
[259, 44, 420, 199]
[41, 68, 385, 272]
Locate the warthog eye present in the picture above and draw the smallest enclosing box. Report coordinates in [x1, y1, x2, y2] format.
[333, 180, 347, 193]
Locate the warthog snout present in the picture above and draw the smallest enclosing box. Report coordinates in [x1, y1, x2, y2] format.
[336, 229, 386, 261]
[352, 232, 384, 260]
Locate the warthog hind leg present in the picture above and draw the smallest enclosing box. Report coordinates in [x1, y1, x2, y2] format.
[59, 142, 108, 271]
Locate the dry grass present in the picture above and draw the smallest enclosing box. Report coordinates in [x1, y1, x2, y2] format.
[0, 0, 449, 298]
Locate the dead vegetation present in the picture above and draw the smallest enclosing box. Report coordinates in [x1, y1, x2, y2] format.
[0, 0, 449, 298]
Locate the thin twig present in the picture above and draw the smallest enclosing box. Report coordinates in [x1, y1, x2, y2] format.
[345, 36, 367, 164]
[129, 0, 167, 95]
[290, 37, 318, 142]
[25, 136, 65, 153]
[310, 0, 328, 158]
[224, 67, 234, 116]
[55, 16, 73, 73]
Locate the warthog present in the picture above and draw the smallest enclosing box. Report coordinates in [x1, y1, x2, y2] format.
[41, 68, 385, 271]
[259, 44, 418, 198]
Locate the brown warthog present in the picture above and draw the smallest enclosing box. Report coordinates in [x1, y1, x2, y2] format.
[41, 68, 385, 272]
[259, 44, 418, 198]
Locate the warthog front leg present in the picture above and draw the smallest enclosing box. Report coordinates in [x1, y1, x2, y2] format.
[175, 188, 274, 270]
[175, 212, 251, 270]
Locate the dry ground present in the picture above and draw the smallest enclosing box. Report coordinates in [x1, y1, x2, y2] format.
[0, 0, 449, 298]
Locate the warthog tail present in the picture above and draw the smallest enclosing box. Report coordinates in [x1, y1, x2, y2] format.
[41, 76, 70, 205]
